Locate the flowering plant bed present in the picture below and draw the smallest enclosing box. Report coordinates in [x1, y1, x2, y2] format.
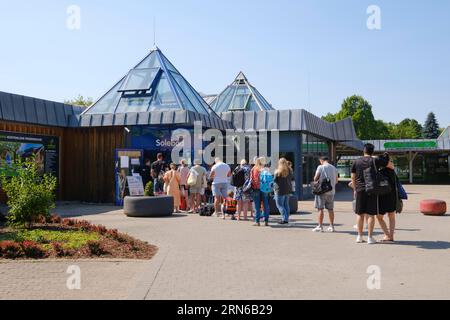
[0, 215, 157, 260]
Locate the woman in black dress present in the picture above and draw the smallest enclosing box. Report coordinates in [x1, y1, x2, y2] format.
[377, 153, 398, 242]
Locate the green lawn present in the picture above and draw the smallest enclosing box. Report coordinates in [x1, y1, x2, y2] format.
[0, 228, 100, 250]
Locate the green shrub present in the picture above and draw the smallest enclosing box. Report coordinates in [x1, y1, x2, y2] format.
[0, 158, 57, 228]
[144, 181, 154, 197]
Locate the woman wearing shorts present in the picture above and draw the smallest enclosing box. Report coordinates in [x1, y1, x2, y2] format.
[187, 159, 207, 214]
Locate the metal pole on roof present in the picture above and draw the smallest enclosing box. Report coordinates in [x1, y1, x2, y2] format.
[153, 16, 156, 47]
[307, 71, 311, 112]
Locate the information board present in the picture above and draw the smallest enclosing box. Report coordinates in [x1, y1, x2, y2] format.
[126, 176, 145, 196]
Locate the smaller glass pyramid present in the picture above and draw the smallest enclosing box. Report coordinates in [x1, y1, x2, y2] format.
[83, 47, 213, 116]
[209, 72, 274, 113]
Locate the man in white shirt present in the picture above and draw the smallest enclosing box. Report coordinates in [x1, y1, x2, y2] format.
[209, 158, 231, 216]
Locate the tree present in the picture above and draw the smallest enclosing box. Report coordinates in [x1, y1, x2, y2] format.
[324, 95, 381, 140]
[390, 119, 423, 139]
[64, 95, 93, 108]
[374, 120, 393, 139]
[322, 113, 337, 123]
[422, 112, 440, 139]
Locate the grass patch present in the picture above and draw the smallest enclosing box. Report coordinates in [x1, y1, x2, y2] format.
[0, 229, 100, 250]
[1, 216, 158, 260]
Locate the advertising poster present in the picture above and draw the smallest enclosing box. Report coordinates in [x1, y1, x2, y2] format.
[0, 131, 59, 180]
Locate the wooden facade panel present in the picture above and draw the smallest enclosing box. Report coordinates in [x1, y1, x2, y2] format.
[0, 121, 125, 203]
[62, 127, 125, 203]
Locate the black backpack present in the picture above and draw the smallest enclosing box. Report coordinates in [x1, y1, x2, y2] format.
[363, 158, 392, 196]
[231, 167, 246, 188]
[312, 167, 333, 195]
[199, 196, 215, 216]
[199, 204, 214, 216]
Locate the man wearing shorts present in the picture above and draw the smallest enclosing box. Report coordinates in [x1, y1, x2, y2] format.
[312, 156, 338, 233]
[209, 158, 231, 217]
[351, 143, 390, 244]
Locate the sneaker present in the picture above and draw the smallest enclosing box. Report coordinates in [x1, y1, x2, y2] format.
[253, 222, 261, 227]
[327, 226, 335, 233]
[356, 235, 364, 243]
[312, 225, 323, 233]
[265, 221, 269, 227]
[367, 237, 377, 245]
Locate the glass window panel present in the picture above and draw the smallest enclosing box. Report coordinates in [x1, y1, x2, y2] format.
[135, 52, 161, 69]
[161, 54, 179, 73]
[236, 85, 250, 95]
[172, 81, 197, 112]
[216, 86, 236, 113]
[252, 88, 271, 110]
[247, 97, 259, 111]
[230, 94, 250, 110]
[170, 72, 209, 114]
[119, 68, 160, 92]
[149, 74, 179, 110]
[115, 96, 152, 113]
[86, 80, 123, 114]
[209, 98, 217, 110]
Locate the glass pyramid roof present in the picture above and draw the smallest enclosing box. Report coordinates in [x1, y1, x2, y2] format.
[83, 47, 214, 116]
[209, 72, 274, 113]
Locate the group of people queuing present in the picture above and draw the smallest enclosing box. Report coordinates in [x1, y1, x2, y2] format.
[311, 143, 404, 245]
[144, 142, 404, 242]
[143, 153, 295, 227]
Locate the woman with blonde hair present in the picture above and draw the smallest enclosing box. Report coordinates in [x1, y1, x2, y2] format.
[250, 157, 271, 226]
[164, 163, 181, 213]
[274, 158, 293, 224]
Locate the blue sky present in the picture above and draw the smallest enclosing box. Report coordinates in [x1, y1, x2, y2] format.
[0, 0, 449, 125]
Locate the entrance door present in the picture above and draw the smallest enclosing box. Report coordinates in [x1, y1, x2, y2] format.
[115, 149, 143, 206]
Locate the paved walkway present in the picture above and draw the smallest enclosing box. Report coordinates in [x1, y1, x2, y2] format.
[1, 185, 449, 300]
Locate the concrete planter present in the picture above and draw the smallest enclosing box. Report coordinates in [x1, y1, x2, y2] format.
[420, 199, 447, 216]
[269, 195, 299, 215]
[124, 196, 174, 217]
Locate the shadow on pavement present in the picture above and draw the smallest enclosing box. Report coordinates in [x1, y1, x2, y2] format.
[294, 211, 313, 215]
[270, 222, 344, 230]
[126, 214, 189, 219]
[393, 241, 450, 250]
[392, 240, 450, 250]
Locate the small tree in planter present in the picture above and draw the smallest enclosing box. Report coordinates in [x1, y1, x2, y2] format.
[144, 181, 154, 197]
[0, 158, 57, 228]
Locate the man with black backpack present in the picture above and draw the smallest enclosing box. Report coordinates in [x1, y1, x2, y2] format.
[312, 156, 338, 233]
[351, 143, 391, 244]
